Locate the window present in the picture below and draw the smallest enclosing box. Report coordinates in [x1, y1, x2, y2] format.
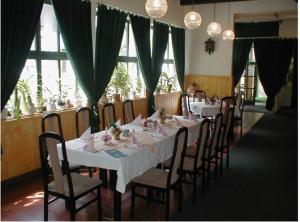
[106, 18, 146, 101]
[7, 3, 87, 114]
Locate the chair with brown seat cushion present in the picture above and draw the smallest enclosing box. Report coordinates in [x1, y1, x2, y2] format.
[194, 90, 207, 102]
[162, 119, 210, 204]
[179, 93, 191, 116]
[123, 100, 135, 124]
[102, 103, 117, 129]
[42, 113, 83, 173]
[39, 132, 102, 221]
[131, 127, 188, 221]
[216, 107, 234, 175]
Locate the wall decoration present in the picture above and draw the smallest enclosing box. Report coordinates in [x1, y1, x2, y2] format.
[204, 37, 216, 55]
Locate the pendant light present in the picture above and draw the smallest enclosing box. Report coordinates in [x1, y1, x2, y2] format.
[222, 0, 235, 40]
[207, 0, 222, 37]
[145, 0, 168, 19]
[184, 0, 202, 29]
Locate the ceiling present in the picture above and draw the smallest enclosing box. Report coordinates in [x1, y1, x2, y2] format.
[180, 0, 297, 5]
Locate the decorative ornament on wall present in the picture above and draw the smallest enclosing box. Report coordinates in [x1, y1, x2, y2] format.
[204, 38, 216, 55]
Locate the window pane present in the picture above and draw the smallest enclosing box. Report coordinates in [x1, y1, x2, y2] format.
[119, 23, 128, 56]
[128, 62, 137, 93]
[60, 60, 76, 99]
[40, 4, 58, 52]
[164, 43, 168, 60]
[30, 37, 36, 51]
[128, 24, 137, 57]
[168, 33, 174, 60]
[60, 34, 66, 52]
[42, 60, 59, 100]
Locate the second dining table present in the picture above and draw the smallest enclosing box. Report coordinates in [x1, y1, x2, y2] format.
[190, 101, 222, 117]
[57, 115, 203, 220]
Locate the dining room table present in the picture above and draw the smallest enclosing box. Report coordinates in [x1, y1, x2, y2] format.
[57, 115, 203, 220]
[190, 101, 222, 117]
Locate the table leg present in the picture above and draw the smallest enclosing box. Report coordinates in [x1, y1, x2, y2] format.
[113, 189, 121, 220]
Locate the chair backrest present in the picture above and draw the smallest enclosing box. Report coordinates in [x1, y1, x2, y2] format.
[221, 107, 234, 147]
[235, 92, 244, 118]
[194, 90, 207, 102]
[42, 113, 63, 136]
[39, 132, 74, 197]
[167, 127, 188, 186]
[179, 93, 190, 116]
[195, 118, 210, 169]
[208, 113, 223, 158]
[123, 100, 135, 124]
[76, 107, 91, 138]
[220, 96, 236, 124]
[102, 103, 116, 129]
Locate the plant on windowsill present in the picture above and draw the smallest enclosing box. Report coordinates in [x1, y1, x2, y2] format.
[134, 74, 143, 99]
[45, 87, 57, 112]
[110, 63, 132, 102]
[12, 88, 22, 120]
[17, 79, 35, 115]
[155, 72, 176, 94]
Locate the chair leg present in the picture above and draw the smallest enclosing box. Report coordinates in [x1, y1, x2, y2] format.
[220, 151, 224, 176]
[202, 170, 206, 194]
[69, 199, 76, 221]
[179, 182, 183, 211]
[44, 190, 48, 221]
[193, 173, 197, 205]
[165, 191, 170, 221]
[131, 184, 135, 218]
[226, 145, 230, 169]
[97, 187, 102, 220]
[207, 163, 210, 189]
[147, 189, 153, 205]
[214, 158, 218, 180]
[240, 121, 243, 137]
[88, 167, 93, 177]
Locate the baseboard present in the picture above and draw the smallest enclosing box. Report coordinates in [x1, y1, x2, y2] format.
[1, 169, 42, 189]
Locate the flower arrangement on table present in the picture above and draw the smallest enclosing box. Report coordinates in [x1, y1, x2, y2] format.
[101, 133, 112, 144]
[110, 123, 122, 140]
[159, 107, 167, 124]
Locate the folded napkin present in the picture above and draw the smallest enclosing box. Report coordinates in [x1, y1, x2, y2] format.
[157, 123, 168, 136]
[80, 127, 92, 140]
[83, 135, 95, 152]
[132, 114, 142, 126]
[150, 110, 159, 119]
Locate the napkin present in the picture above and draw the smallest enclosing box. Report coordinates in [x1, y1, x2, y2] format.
[175, 117, 182, 126]
[116, 119, 121, 127]
[150, 110, 159, 119]
[80, 127, 92, 141]
[132, 114, 142, 126]
[157, 123, 168, 136]
[83, 135, 95, 152]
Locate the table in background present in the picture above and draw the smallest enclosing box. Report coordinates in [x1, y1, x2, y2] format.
[190, 101, 221, 117]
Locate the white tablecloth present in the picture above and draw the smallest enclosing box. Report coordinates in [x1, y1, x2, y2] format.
[57, 116, 202, 193]
[190, 102, 221, 117]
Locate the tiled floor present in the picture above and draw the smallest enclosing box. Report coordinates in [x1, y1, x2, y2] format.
[1, 112, 263, 221]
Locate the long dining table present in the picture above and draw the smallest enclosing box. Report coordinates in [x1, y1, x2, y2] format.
[57, 115, 202, 220]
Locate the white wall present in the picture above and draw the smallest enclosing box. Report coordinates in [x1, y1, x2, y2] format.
[185, 0, 298, 76]
[94, 0, 185, 27]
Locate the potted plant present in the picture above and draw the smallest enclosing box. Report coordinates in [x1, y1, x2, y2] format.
[12, 89, 22, 120]
[36, 93, 46, 113]
[45, 87, 57, 112]
[135, 74, 143, 98]
[111, 63, 132, 102]
[1, 108, 8, 120]
[17, 79, 35, 115]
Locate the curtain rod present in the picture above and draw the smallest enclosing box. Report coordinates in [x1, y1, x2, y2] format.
[235, 36, 297, 40]
[87, 0, 185, 29]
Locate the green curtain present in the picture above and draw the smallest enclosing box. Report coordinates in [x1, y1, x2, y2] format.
[1, 0, 43, 111]
[51, 0, 99, 131]
[149, 22, 169, 114]
[232, 39, 253, 87]
[129, 15, 152, 92]
[94, 5, 127, 121]
[171, 27, 185, 91]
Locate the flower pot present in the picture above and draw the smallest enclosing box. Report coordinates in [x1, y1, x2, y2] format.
[57, 105, 66, 111]
[113, 94, 121, 103]
[36, 107, 44, 113]
[1, 108, 8, 120]
[46, 103, 56, 112]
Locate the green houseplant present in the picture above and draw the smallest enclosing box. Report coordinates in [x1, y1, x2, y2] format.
[17, 79, 35, 115]
[12, 88, 22, 120]
[111, 63, 132, 102]
[156, 72, 177, 94]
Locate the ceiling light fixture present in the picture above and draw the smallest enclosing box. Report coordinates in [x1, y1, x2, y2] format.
[207, 0, 222, 36]
[145, 0, 168, 19]
[222, 0, 235, 40]
[184, 0, 202, 29]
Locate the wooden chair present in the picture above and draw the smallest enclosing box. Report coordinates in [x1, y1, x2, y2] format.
[102, 103, 117, 129]
[179, 93, 191, 116]
[204, 113, 223, 187]
[39, 132, 102, 221]
[123, 100, 135, 124]
[75, 107, 94, 177]
[131, 127, 188, 220]
[215, 107, 234, 175]
[194, 90, 207, 102]
[233, 92, 244, 138]
[42, 113, 82, 173]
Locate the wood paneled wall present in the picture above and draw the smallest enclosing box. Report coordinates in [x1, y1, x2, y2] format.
[184, 75, 233, 98]
[1, 98, 147, 181]
[154, 92, 181, 115]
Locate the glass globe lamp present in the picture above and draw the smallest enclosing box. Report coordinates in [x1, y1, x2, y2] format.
[184, 11, 202, 29]
[145, 0, 168, 18]
[207, 22, 222, 37]
[222, 29, 235, 41]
